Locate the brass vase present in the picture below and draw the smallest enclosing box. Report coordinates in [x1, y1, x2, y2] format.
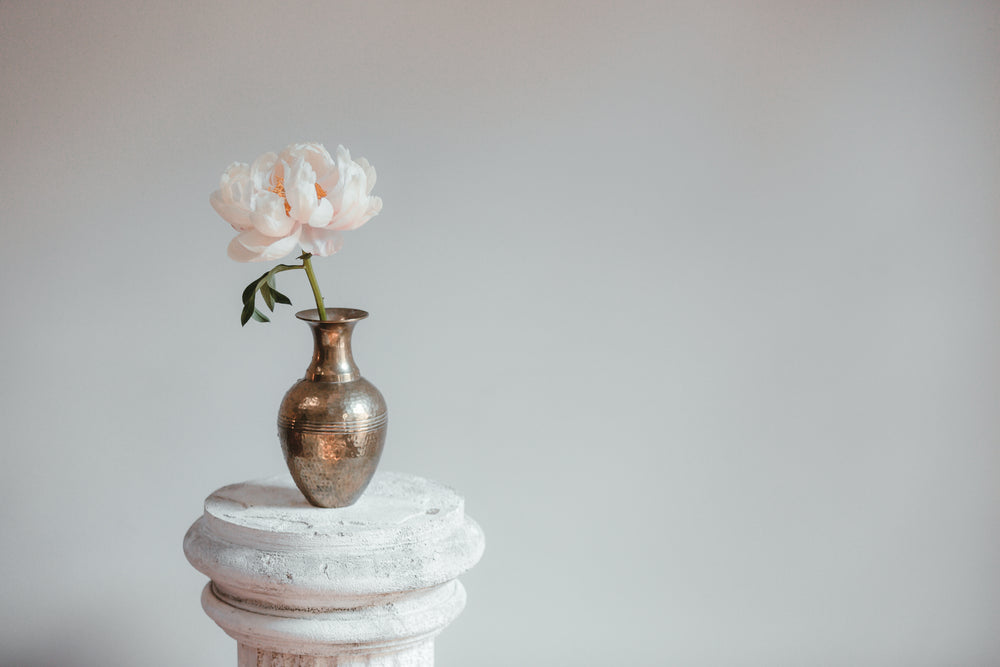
[278, 308, 387, 508]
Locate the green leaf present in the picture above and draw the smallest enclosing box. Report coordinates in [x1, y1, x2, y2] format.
[266, 274, 292, 305]
[239, 265, 299, 326]
[260, 282, 276, 311]
[270, 287, 292, 305]
[242, 271, 267, 305]
[240, 297, 256, 326]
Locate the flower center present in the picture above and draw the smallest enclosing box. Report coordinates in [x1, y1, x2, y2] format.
[268, 177, 328, 217]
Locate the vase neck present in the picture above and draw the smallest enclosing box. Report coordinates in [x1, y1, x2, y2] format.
[305, 321, 360, 382]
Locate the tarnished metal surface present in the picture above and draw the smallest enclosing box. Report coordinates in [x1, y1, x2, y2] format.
[278, 308, 387, 508]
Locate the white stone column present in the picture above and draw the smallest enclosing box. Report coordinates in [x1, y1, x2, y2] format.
[184, 471, 484, 666]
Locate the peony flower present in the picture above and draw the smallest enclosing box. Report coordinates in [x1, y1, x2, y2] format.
[211, 143, 382, 262]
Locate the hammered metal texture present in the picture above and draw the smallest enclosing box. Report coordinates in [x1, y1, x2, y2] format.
[278, 309, 387, 508]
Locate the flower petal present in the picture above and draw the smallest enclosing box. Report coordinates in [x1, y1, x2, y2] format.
[218, 162, 252, 204]
[334, 144, 352, 163]
[228, 227, 302, 262]
[307, 197, 334, 227]
[284, 157, 320, 224]
[280, 143, 335, 183]
[299, 227, 344, 256]
[210, 190, 252, 231]
[356, 157, 377, 194]
[226, 235, 262, 262]
[327, 172, 371, 230]
[319, 145, 382, 231]
[250, 191, 296, 237]
[317, 166, 341, 195]
[250, 151, 281, 191]
[210, 161, 254, 230]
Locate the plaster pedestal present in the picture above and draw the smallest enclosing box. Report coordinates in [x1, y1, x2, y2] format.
[184, 472, 484, 666]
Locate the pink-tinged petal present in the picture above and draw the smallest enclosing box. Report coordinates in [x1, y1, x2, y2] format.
[228, 227, 302, 262]
[218, 161, 252, 205]
[299, 227, 344, 256]
[307, 197, 334, 227]
[357, 157, 377, 194]
[220, 160, 249, 178]
[327, 171, 368, 231]
[325, 162, 359, 208]
[334, 144, 352, 164]
[257, 231, 301, 261]
[333, 204, 380, 232]
[318, 146, 382, 231]
[249, 191, 296, 237]
[317, 166, 340, 194]
[226, 235, 261, 262]
[210, 190, 252, 231]
[250, 152, 281, 191]
[280, 143, 336, 182]
[284, 157, 319, 224]
[210, 161, 255, 230]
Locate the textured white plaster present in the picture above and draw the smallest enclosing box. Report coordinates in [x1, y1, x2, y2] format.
[184, 472, 484, 666]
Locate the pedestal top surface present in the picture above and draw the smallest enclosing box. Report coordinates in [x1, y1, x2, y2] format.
[184, 471, 484, 607]
[184, 471, 484, 658]
[204, 471, 463, 551]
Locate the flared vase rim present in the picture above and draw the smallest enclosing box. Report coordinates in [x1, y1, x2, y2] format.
[295, 308, 369, 324]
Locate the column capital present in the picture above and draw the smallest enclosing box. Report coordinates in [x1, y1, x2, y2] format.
[184, 472, 484, 665]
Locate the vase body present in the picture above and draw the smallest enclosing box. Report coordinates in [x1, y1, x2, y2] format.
[278, 308, 387, 508]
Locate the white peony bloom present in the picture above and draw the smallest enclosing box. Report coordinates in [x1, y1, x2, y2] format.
[211, 143, 382, 262]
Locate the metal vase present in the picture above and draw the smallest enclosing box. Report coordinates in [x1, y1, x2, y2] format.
[278, 308, 387, 508]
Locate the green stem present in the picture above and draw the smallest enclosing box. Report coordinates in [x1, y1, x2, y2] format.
[270, 264, 302, 275]
[300, 253, 327, 320]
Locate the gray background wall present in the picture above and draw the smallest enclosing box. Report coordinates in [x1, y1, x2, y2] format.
[2, 1, 998, 665]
